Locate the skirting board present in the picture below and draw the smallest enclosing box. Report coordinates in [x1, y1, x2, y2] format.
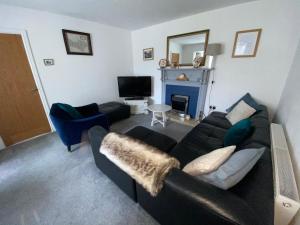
[0, 136, 6, 150]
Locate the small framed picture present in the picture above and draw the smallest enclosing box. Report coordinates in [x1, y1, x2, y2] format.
[159, 59, 168, 68]
[43, 59, 54, 66]
[62, 29, 93, 55]
[143, 48, 154, 61]
[232, 29, 262, 58]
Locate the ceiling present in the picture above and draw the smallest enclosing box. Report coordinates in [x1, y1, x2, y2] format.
[0, 0, 256, 30]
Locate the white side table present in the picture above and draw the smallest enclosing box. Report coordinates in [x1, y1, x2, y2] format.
[148, 104, 172, 127]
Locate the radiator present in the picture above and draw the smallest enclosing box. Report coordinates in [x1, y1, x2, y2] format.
[271, 123, 300, 225]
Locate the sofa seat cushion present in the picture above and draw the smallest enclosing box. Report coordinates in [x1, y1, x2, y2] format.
[170, 123, 226, 167]
[202, 111, 232, 129]
[126, 126, 177, 153]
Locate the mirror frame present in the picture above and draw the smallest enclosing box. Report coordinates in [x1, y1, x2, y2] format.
[166, 29, 210, 67]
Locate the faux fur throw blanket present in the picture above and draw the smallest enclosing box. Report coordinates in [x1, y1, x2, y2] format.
[100, 132, 180, 196]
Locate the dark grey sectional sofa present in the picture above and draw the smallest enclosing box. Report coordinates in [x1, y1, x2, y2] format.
[88, 105, 273, 225]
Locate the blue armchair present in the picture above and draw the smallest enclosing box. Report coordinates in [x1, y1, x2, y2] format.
[50, 103, 109, 151]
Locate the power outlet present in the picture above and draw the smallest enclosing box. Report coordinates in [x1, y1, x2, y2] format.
[209, 105, 216, 110]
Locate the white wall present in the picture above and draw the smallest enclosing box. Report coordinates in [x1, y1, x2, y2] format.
[275, 40, 300, 224]
[131, 0, 300, 117]
[0, 4, 133, 110]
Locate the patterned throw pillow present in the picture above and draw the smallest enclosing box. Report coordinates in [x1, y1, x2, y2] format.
[226, 100, 256, 125]
[183, 146, 236, 176]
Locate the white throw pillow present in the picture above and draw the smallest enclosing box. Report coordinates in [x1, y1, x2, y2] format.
[225, 100, 256, 125]
[183, 145, 236, 176]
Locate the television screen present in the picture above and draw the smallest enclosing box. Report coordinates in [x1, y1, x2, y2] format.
[117, 76, 151, 98]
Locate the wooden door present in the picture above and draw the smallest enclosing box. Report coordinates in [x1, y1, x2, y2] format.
[0, 33, 51, 146]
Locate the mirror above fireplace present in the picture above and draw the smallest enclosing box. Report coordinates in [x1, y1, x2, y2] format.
[166, 30, 209, 67]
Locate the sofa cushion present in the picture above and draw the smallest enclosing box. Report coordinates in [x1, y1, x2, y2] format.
[183, 145, 235, 176]
[170, 123, 226, 167]
[126, 126, 177, 153]
[225, 101, 256, 125]
[224, 119, 253, 147]
[202, 111, 231, 129]
[226, 93, 263, 113]
[55, 103, 83, 120]
[196, 147, 265, 190]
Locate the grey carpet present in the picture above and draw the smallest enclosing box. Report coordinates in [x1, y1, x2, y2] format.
[0, 114, 192, 225]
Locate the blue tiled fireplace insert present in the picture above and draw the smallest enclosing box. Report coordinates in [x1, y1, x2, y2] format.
[165, 84, 199, 118]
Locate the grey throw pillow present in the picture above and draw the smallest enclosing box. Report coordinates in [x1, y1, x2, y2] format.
[196, 147, 265, 190]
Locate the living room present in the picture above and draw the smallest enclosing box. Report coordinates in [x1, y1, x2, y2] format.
[0, 0, 299, 225]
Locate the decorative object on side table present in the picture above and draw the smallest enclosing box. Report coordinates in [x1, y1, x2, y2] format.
[192, 56, 203, 68]
[159, 59, 168, 68]
[43, 59, 54, 66]
[232, 29, 262, 58]
[143, 48, 154, 60]
[205, 43, 222, 68]
[176, 73, 189, 81]
[62, 29, 93, 55]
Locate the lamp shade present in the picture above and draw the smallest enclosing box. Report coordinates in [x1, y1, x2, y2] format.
[206, 43, 222, 56]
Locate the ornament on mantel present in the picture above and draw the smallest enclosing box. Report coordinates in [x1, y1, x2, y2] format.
[193, 56, 203, 68]
[159, 59, 168, 68]
[176, 73, 189, 81]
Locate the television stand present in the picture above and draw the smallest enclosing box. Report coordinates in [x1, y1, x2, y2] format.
[125, 97, 145, 100]
[123, 98, 148, 114]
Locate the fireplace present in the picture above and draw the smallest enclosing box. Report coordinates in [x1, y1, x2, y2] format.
[171, 94, 189, 116]
[161, 67, 211, 119]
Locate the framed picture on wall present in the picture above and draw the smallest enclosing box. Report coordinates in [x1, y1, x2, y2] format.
[62, 29, 93, 55]
[232, 29, 262, 58]
[143, 48, 154, 60]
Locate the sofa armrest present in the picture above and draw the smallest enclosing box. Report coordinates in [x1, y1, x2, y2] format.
[137, 168, 263, 225]
[53, 114, 109, 146]
[88, 125, 108, 161]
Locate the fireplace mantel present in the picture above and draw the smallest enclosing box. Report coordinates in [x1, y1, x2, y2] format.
[160, 67, 211, 120]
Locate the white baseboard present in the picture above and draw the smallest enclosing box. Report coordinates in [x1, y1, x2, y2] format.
[0, 136, 6, 150]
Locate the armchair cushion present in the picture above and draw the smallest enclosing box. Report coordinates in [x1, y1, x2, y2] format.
[56, 103, 83, 119]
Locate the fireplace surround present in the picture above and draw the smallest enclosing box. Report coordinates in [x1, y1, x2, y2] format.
[160, 67, 211, 119]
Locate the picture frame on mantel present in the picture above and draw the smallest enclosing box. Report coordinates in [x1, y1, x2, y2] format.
[232, 29, 262, 58]
[62, 29, 93, 55]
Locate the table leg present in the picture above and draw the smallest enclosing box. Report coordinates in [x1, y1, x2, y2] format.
[151, 111, 155, 126]
[162, 112, 167, 127]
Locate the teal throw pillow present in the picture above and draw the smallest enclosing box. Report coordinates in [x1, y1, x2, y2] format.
[224, 119, 252, 147]
[57, 103, 83, 119]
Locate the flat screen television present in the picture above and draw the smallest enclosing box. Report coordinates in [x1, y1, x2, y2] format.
[117, 76, 151, 99]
